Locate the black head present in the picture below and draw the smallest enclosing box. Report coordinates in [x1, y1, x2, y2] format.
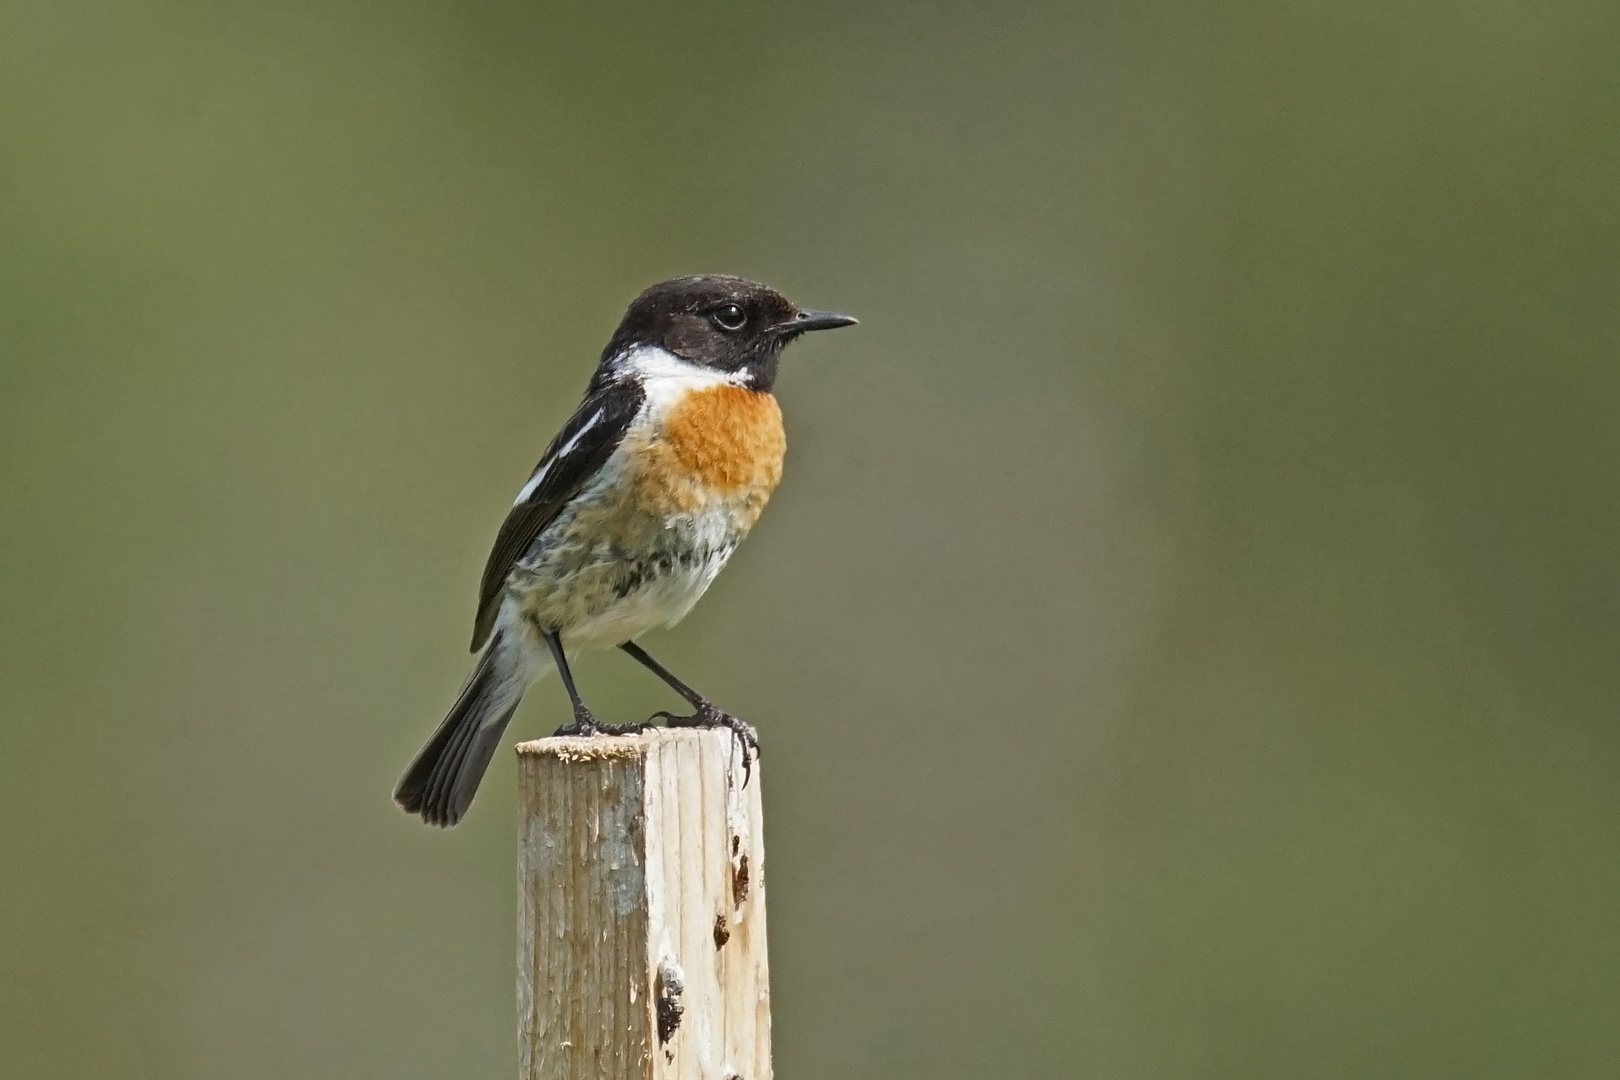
[600, 275, 856, 391]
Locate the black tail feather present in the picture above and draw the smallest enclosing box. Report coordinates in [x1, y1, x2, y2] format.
[395, 646, 524, 827]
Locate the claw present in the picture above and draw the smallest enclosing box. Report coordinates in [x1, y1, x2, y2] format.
[552, 706, 656, 738]
[653, 704, 760, 785]
[596, 719, 660, 736]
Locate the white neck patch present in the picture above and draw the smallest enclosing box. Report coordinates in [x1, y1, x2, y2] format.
[609, 344, 747, 389]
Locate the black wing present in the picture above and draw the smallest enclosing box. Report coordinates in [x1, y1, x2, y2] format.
[469, 379, 645, 650]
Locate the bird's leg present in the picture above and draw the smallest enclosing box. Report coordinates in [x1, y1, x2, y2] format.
[546, 632, 652, 737]
[619, 641, 759, 779]
[545, 631, 598, 736]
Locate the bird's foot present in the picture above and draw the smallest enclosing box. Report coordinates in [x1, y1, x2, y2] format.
[596, 719, 660, 736]
[654, 703, 760, 784]
[551, 705, 656, 739]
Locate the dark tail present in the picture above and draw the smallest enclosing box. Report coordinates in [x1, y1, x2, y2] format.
[395, 643, 529, 827]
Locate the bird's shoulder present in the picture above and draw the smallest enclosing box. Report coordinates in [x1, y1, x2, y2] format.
[469, 378, 646, 649]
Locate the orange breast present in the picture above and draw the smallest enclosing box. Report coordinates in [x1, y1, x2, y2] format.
[663, 384, 786, 491]
[636, 384, 786, 519]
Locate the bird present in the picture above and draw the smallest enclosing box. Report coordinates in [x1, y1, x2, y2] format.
[394, 275, 857, 826]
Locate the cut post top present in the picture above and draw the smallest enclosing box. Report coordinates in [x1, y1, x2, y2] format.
[515, 728, 689, 761]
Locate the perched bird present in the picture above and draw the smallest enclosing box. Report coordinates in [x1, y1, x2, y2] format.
[395, 275, 857, 826]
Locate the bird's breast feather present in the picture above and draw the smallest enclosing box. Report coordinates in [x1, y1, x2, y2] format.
[632, 383, 786, 522]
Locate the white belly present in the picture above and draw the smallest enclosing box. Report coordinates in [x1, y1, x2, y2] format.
[562, 542, 734, 647]
[501, 463, 749, 651]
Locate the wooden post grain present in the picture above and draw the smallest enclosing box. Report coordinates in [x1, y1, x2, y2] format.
[516, 729, 770, 1080]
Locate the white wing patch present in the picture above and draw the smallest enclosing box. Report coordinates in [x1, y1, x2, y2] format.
[513, 408, 604, 506]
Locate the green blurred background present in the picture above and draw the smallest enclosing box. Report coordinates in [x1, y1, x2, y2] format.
[4, 0, 1618, 1076]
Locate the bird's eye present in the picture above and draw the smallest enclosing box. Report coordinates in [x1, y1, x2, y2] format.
[710, 304, 747, 331]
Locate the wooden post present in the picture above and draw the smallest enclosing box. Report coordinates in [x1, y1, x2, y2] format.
[516, 729, 770, 1080]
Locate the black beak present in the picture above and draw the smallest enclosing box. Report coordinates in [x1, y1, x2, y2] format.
[782, 309, 859, 334]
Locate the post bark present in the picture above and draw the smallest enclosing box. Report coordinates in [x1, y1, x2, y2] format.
[516, 728, 770, 1080]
